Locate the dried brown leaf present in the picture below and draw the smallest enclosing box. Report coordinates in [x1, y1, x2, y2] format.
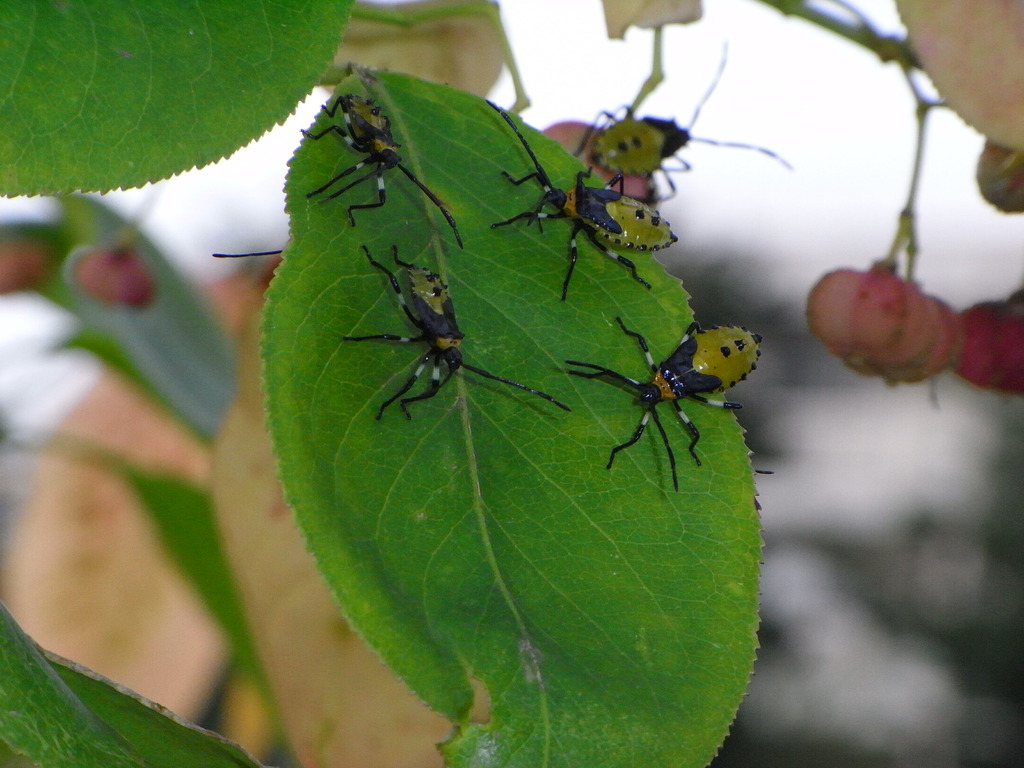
[603, 0, 702, 39]
[897, 0, 1024, 148]
[210, 304, 451, 768]
[336, 2, 504, 98]
[1, 372, 223, 720]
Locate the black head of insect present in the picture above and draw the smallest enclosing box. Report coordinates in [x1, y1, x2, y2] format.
[487, 101, 676, 301]
[344, 245, 570, 419]
[565, 317, 759, 491]
[302, 94, 463, 248]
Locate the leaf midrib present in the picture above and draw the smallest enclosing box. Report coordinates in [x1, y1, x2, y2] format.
[374, 78, 555, 761]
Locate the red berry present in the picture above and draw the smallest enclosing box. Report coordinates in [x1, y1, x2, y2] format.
[74, 247, 156, 307]
[807, 264, 962, 383]
[976, 140, 1024, 213]
[955, 291, 1024, 393]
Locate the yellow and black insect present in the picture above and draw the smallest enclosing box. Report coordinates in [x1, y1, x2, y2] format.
[488, 102, 677, 301]
[346, 245, 571, 418]
[304, 95, 463, 248]
[581, 58, 790, 202]
[566, 317, 761, 490]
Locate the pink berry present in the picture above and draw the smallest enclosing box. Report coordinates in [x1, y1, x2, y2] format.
[807, 263, 962, 383]
[74, 247, 155, 307]
[955, 291, 1024, 393]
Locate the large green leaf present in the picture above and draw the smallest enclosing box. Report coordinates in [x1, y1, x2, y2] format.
[264, 69, 762, 768]
[0, 0, 351, 195]
[0, 601, 263, 768]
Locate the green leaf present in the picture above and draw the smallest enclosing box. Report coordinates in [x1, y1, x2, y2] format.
[59, 195, 236, 440]
[264, 69, 762, 768]
[0, 0, 352, 195]
[0, 601, 263, 768]
[124, 468, 262, 682]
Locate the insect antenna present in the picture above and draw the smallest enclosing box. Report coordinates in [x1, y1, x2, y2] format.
[564, 361, 643, 391]
[487, 101, 554, 191]
[461, 362, 571, 411]
[212, 250, 283, 258]
[687, 137, 793, 169]
[686, 42, 729, 131]
[683, 44, 792, 169]
[395, 163, 464, 248]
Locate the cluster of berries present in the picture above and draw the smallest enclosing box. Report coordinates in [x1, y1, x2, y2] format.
[807, 140, 1024, 395]
[807, 264, 1024, 394]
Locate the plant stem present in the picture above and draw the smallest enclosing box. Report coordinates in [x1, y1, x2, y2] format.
[629, 26, 665, 113]
[748, 0, 918, 69]
[885, 69, 937, 280]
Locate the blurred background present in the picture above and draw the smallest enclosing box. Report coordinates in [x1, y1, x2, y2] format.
[2, 1, 1023, 766]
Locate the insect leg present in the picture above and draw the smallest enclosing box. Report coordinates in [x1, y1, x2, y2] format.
[582, 228, 651, 292]
[343, 166, 388, 226]
[460, 362, 571, 411]
[670, 400, 703, 468]
[561, 223, 583, 301]
[607, 408, 652, 469]
[398, 355, 454, 419]
[491, 207, 565, 232]
[657, 169, 680, 202]
[303, 122, 358, 146]
[648, 406, 680, 491]
[305, 95, 361, 145]
[688, 394, 743, 411]
[360, 245, 422, 329]
[500, 170, 543, 186]
[306, 161, 372, 199]
[375, 351, 433, 420]
[317, 93, 348, 120]
[614, 317, 658, 373]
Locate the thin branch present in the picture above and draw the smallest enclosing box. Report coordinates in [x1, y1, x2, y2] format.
[749, 0, 918, 69]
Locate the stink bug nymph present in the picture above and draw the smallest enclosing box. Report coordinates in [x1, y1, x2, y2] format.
[304, 94, 463, 248]
[345, 245, 570, 418]
[566, 317, 761, 491]
[488, 102, 677, 301]
[581, 56, 790, 202]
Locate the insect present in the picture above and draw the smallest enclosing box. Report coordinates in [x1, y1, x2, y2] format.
[304, 94, 463, 248]
[345, 245, 571, 419]
[488, 101, 677, 301]
[565, 317, 761, 491]
[580, 58, 790, 202]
